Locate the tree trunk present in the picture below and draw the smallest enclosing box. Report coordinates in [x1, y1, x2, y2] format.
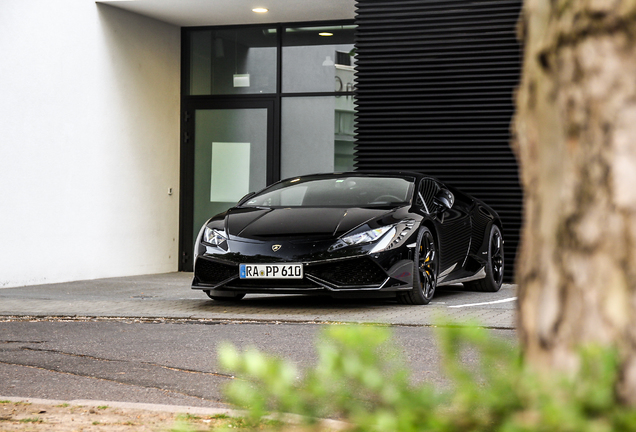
[513, 0, 636, 404]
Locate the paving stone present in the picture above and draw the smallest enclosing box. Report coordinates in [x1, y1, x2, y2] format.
[0, 273, 517, 329]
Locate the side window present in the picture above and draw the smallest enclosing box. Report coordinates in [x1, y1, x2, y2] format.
[418, 178, 440, 213]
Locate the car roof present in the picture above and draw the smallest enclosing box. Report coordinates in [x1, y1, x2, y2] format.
[279, 171, 426, 183]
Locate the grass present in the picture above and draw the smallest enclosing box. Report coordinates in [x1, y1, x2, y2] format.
[177, 413, 201, 421]
[169, 415, 285, 432]
[19, 417, 43, 423]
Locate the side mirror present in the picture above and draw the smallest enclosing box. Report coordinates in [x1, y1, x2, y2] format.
[237, 191, 256, 206]
[434, 189, 454, 209]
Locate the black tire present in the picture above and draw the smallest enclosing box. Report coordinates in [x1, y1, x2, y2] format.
[204, 290, 245, 301]
[397, 227, 438, 305]
[463, 224, 504, 292]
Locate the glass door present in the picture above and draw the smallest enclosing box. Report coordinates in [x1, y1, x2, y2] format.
[180, 100, 276, 270]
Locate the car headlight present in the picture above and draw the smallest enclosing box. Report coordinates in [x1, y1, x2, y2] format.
[329, 225, 396, 252]
[342, 226, 393, 245]
[203, 227, 227, 247]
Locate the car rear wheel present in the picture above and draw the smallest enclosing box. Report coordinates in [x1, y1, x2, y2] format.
[463, 224, 504, 292]
[397, 227, 438, 305]
[204, 291, 246, 301]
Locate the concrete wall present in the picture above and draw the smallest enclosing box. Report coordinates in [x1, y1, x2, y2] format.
[0, 1, 181, 287]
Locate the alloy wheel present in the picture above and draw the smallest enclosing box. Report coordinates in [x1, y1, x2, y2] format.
[419, 230, 438, 299]
[491, 228, 504, 286]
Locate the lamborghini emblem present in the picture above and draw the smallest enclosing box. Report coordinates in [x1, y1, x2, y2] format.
[272, 244, 282, 252]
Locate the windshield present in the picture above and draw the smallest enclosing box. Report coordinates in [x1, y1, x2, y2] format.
[242, 176, 414, 208]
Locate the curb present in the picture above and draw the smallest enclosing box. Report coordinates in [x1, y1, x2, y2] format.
[0, 396, 350, 430]
[1, 396, 239, 416]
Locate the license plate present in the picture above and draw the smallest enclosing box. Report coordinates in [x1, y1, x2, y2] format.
[239, 263, 303, 279]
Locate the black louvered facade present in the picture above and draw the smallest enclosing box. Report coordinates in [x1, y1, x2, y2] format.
[353, 0, 523, 281]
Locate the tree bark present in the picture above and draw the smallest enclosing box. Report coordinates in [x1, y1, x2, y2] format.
[514, 0, 636, 404]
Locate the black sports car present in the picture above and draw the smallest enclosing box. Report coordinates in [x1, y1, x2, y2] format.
[192, 172, 504, 305]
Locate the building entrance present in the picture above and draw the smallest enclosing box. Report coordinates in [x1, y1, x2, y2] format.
[180, 100, 275, 270]
[180, 22, 356, 271]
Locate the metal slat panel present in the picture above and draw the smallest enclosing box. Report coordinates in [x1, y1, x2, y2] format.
[354, 0, 523, 281]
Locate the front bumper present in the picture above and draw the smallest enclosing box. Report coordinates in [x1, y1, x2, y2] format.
[192, 223, 420, 296]
[192, 254, 415, 294]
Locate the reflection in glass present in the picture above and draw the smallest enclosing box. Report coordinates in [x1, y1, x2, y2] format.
[335, 94, 356, 172]
[281, 96, 356, 179]
[244, 176, 412, 208]
[189, 27, 277, 95]
[282, 25, 356, 93]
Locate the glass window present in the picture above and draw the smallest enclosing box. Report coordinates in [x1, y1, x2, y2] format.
[281, 96, 356, 179]
[282, 25, 356, 93]
[193, 108, 268, 242]
[189, 27, 277, 95]
[334, 94, 356, 172]
[244, 176, 414, 208]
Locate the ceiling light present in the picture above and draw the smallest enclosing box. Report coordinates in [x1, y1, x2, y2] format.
[319, 32, 333, 36]
[252, 7, 268, 13]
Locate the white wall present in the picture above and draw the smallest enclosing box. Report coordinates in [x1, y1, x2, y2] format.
[0, 1, 181, 287]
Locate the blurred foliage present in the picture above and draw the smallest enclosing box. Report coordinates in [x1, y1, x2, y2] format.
[218, 324, 636, 432]
[169, 413, 284, 432]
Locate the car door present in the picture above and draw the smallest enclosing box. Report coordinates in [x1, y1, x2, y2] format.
[421, 179, 472, 282]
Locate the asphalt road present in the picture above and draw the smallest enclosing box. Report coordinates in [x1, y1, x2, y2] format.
[0, 272, 518, 408]
[0, 319, 516, 408]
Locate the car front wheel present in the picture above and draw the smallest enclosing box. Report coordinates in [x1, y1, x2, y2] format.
[397, 226, 438, 305]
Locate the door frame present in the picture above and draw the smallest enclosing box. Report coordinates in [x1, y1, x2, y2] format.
[179, 98, 279, 271]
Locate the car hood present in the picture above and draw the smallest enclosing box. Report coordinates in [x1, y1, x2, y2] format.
[225, 207, 396, 241]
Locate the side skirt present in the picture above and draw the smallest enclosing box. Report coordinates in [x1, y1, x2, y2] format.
[437, 267, 486, 287]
